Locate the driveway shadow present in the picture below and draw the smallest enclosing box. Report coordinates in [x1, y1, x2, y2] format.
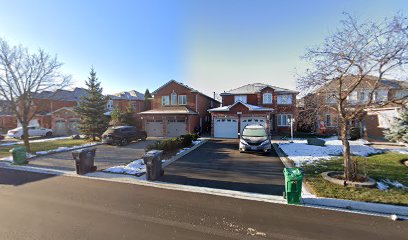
[0, 168, 55, 186]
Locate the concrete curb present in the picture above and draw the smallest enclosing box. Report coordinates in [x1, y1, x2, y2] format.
[272, 142, 408, 218]
[162, 139, 208, 168]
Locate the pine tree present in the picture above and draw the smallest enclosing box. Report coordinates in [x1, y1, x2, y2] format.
[109, 107, 123, 126]
[75, 67, 108, 141]
[122, 104, 136, 126]
[144, 89, 152, 110]
[385, 108, 408, 143]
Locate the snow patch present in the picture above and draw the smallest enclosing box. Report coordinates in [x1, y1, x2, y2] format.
[376, 181, 389, 190]
[177, 148, 190, 155]
[103, 159, 145, 175]
[278, 138, 383, 166]
[34, 142, 99, 156]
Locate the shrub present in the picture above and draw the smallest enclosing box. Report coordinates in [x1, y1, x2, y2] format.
[145, 133, 198, 152]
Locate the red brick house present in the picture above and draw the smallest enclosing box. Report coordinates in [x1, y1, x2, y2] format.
[139, 80, 220, 137]
[0, 88, 146, 135]
[209, 83, 298, 138]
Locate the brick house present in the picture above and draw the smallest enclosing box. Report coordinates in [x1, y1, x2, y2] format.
[0, 100, 16, 133]
[0, 88, 146, 135]
[208, 83, 298, 138]
[139, 80, 220, 137]
[299, 76, 408, 140]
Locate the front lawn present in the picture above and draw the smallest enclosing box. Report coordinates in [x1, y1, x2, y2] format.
[0, 139, 91, 158]
[303, 152, 408, 206]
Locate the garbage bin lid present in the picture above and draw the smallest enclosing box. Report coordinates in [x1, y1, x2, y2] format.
[10, 146, 26, 152]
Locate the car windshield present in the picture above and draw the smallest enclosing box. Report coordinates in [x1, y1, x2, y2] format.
[242, 128, 267, 137]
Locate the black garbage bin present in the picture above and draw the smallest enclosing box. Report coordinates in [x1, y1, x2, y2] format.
[72, 148, 97, 175]
[143, 150, 163, 180]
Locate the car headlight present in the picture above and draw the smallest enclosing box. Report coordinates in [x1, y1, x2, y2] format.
[240, 139, 248, 145]
[261, 140, 270, 145]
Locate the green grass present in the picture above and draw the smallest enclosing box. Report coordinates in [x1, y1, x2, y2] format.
[302, 152, 408, 206]
[0, 139, 91, 158]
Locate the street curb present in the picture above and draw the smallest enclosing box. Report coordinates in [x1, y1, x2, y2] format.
[272, 143, 408, 218]
[162, 139, 208, 168]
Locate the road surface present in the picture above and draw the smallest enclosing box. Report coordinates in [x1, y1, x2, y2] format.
[0, 168, 406, 240]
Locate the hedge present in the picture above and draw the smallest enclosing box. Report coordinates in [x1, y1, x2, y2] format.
[146, 133, 198, 152]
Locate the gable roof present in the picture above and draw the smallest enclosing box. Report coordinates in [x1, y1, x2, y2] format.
[33, 88, 88, 101]
[139, 106, 198, 115]
[220, 83, 298, 96]
[152, 79, 220, 103]
[208, 101, 274, 112]
[109, 90, 145, 101]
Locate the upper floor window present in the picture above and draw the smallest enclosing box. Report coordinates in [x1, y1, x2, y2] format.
[326, 93, 337, 104]
[374, 90, 388, 102]
[234, 95, 247, 103]
[263, 93, 272, 104]
[131, 102, 138, 110]
[162, 96, 170, 106]
[277, 95, 292, 105]
[395, 90, 408, 100]
[107, 100, 113, 110]
[171, 92, 177, 105]
[178, 95, 187, 105]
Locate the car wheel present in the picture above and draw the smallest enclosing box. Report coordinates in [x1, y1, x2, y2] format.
[45, 132, 53, 137]
[120, 138, 128, 146]
[142, 134, 147, 141]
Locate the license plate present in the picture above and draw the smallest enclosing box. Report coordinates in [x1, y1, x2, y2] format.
[250, 146, 257, 150]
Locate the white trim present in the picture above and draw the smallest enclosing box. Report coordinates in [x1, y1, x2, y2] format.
[262, 93, 273, 104]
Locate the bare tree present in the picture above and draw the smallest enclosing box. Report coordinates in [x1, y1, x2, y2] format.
[298, 13, 408, 181]
[0, 38, 70, 152]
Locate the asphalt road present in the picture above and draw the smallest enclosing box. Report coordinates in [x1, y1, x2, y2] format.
[160, 139, 285, 195]
[27, 139, 156, 171]
[0, 168, 406, 240]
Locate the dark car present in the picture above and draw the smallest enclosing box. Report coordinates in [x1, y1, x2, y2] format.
[102, 126, 147, 146]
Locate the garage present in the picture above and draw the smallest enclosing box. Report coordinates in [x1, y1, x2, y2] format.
[214, 118, 238, 138]
[145, 119, 164, 137]
[53, 119, 67, 136]
[167, 119, 187, 137]
[240, 117, 267, 133]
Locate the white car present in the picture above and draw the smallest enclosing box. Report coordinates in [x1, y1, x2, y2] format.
[7, 126, 53, 139]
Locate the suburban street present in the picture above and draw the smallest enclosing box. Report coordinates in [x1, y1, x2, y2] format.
[0, 168, 406, 240]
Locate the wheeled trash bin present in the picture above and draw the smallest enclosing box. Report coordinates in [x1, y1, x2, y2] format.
[283, 167, 303, 205]
[72, 148, 97, 175]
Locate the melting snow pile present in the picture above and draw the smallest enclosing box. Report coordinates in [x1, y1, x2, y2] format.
[35, 142, 99, 155]
[377, 179, 408, 191]
[0, 136, 71, 147]
[104, 159, 146, 175]
[278, 137, 382, 166]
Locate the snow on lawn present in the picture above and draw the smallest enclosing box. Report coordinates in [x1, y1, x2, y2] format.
[387, 148, 408, 155]
[0, 136, 71, 147]
[278, 137, 383, 167]
[34, 142, 99, 156]
[377, 179, 408, 190]
[103, 159, 145, 175]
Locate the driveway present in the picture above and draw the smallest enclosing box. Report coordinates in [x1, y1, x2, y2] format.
[160, 139, 286, 195]
[28, 139, 156, 171]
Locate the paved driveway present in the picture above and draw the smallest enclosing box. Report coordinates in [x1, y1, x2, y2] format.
[28, 139, 156, 171]
[160, 139, 285, 195]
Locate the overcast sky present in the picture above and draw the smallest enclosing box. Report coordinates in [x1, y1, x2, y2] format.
[0, 0, 407, 97]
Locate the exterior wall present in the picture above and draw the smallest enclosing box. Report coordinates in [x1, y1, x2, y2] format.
[32, 99, 77, 113]
[365, 108, 400, 140]
[0, 115, 17, 133]
[152, 81, 196, 109]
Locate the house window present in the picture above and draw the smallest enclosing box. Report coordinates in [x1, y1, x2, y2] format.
[277, 114, 292, 126]
[131, 102, 138, 110]
[178, 95, 187, 105]
[357, 91, 366, 102]
[374, 90, 388, 102]
[107, 100, 113, 110]
[162, 96, 170, 106]
[326, 93, 337, 104]
[263, 93, 272, 104]
[234, 95, 247, 103]
[277, 95, 292, 104]
[325, 114, 334, 127]
[395, 90, 408, 99]
[171, 92, 177, 105]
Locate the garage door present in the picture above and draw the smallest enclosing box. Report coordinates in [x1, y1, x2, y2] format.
[145, 120, 164, 137]
[240, 117, 267, 133]
[214, 118, 238, 138]
[167, 119, 187, 137]
[53, 119, 67, 136]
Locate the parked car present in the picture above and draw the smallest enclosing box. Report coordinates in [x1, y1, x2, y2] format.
[102, 126, 147, 146]
[6, 126, 53, 139]
[239, 124, 271, 153]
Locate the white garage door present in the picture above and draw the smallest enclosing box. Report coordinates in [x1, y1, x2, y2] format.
[240, 117, 267, 133]
[167, 119, 187, 137]
[145, 120, 164, 137]
[53, 119, 67, 136]
[214, 118, 238, 138]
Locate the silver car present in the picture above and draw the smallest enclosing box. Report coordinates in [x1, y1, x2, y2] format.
[239, 124, 271, 153]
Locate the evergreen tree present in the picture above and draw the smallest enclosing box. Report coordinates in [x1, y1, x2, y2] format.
[385, 108, 408, 143]
[144, 89, 152, 110]
[122, 104, 136, 126]
[109, 107, 123, 126]
[75, 67, 108, 140]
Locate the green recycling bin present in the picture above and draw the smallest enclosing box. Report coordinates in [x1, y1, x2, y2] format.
[283, 167, 303, 205]
[10, 146, 28, 165]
